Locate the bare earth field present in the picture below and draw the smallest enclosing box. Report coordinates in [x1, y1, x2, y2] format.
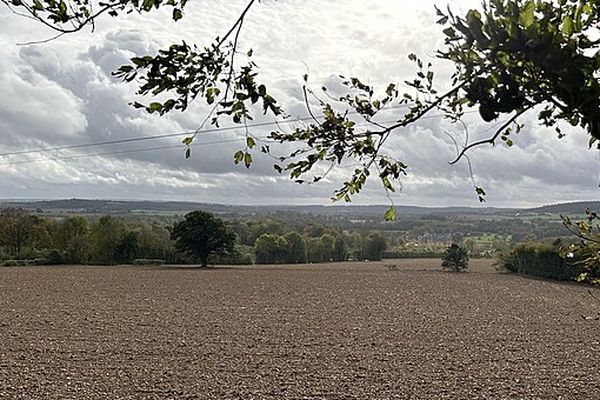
[1, 259, 599, 399]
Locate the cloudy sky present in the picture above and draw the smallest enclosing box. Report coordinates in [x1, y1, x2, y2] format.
[0, 0, 598, 207]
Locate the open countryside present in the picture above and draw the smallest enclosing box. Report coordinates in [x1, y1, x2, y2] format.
[4, 0, 600, 398]
[1, 200, 600, 398]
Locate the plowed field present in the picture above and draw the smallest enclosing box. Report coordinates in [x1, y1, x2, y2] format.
[1, 259, 599, 399]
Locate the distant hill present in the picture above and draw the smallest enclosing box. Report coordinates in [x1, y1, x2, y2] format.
[0, 198, 520, 217]
[3, 198, 598, 217]
[527, 201, 600, 214]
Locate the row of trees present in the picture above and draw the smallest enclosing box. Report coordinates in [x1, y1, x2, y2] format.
[0, 209, 176, 265]
[254, 232, 386, 264]
[0, 209, 387, 266]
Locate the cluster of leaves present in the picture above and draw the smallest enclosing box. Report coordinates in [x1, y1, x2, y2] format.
[114, 46, 280, 122]
[3, 0, 188, 34]
[267, 0, 600, 215]
[562, 209, 600, 284]
[110, 0, 281, 161]
[268, 73, 437, 221]
[441, 243, 469, 272]
[437, 0, 600, 148]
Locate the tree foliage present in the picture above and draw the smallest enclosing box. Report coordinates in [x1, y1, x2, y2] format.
[171, 211, 236, 267]
[562, 209, 600, 284]
[441, 243, 469, 272]
[89, 215, 124, 265]
[254, 233, 289, 264]
[0, 208, 38, 256]
[362, 232, 387, 261]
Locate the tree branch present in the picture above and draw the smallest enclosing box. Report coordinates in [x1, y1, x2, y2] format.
[216, 0, 256, 48]
[449, 106, 532, 165]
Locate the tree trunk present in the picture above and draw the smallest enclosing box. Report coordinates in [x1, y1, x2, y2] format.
[200, 255, 208, 268]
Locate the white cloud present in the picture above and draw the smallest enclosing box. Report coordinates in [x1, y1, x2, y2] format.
[0, 0, 599, 207]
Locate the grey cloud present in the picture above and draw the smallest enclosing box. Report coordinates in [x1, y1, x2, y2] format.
[1, 0, 599, 206]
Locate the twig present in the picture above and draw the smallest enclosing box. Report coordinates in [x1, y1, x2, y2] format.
[449, 106, 531, 164]
[17, 32, 66, 46]
[302, 86, 323, 127]
[216, 0, 256, 48]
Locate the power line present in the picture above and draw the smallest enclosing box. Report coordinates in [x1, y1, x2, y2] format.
[0, 138, 249, 167]
[0, 103, 419, 158]
[0, 110, 479, 167]
[0, 120, 285, 158]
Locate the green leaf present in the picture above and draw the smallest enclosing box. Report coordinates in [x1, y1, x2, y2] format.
[384, 207, 396, 221]
[519, 0, 536, 28]
[244, 153, 252, 168]
[381, 176, 395, 192]
[148, 102, 162, 113]
[185, 147, 191, 159]
[246, 137, 256, 149]
[562, 15, 574, 37]
[32, 0, 44, 11]
[131, 57, 147, 67]
[233, 150, 244, 164]
[142, 0, 154, 11]
[442, 27, 455, 37]
[172, 8, 183, 21]
[182, 137, 193, 146]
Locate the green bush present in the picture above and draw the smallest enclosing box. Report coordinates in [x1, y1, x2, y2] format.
[45, 250, 65, 265]
[498, 243, 582, 281]
[383, 250, 444, 259]
[1, 259, 42, 266]
[2, 260, 19, 267]
[133, 259, 165, 265]
[441, 243, 469, 272]
[211, 249, 254, 265]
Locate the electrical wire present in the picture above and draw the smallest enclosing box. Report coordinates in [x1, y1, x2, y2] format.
[0, 104, 415, 158]
[0, 110, 479, 167]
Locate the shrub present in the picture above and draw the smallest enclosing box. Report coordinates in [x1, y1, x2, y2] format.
[383, 250, 444, 259]
[45, 249, 65, 265]
[441, 243, 469, 272]
[133, 259, 165, 266]
[562, 210, 600, 284]
[2, 260, 19, 267]
[498, 243, 582, 281]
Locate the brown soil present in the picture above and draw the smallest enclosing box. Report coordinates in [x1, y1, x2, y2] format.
[1, 259, 599, 399]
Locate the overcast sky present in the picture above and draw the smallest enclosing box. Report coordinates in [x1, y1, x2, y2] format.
[0, 0, 599, 207]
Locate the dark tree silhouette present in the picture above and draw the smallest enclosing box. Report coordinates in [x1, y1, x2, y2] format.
[171, 211, 236, 268]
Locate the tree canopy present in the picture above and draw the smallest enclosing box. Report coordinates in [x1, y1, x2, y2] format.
[4, 0, 600, 217]
[171, 211, 236, 267]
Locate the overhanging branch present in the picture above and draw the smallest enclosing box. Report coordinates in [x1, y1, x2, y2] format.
[449, 106, 532, 165]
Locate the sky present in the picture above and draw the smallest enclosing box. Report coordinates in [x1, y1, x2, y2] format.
[0, 0, 599, 208]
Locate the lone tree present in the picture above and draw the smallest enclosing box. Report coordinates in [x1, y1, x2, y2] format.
[171, 211, 236, 268]
[441, 243, 470, 272]
[6, 0, 600, 215]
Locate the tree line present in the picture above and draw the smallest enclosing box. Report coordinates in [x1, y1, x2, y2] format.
[0, 208, 387, 266]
